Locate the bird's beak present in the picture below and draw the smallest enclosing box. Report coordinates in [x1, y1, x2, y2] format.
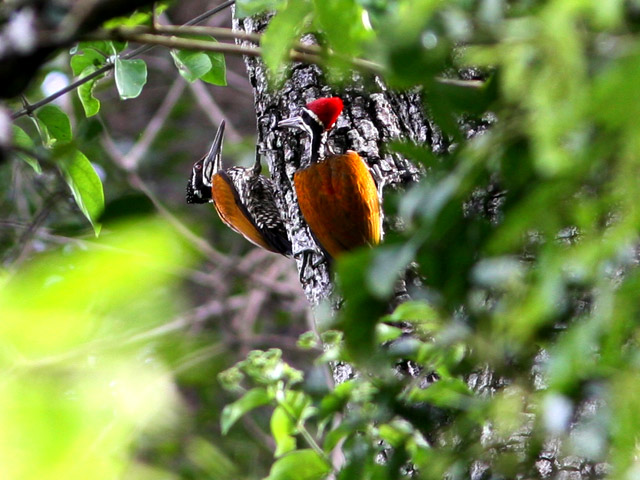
[203, 120, 226, 182]
[278, 115, 305, 130]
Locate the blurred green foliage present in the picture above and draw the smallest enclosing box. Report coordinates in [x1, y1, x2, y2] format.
[0, 220, 190, 479]
[5, 0, 640, 479]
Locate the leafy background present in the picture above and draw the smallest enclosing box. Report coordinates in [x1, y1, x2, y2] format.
[3, 0, 640, 479]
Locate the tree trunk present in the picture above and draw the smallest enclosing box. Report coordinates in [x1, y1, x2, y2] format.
[233, 12, 444, 306]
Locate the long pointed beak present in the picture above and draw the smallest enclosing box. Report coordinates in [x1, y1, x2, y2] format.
[203, 120, 226, 179]
[278, 115, 305, 130]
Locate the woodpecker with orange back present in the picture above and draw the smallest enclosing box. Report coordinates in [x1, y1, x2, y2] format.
[279, 97, 382, 260]
[186, 121, 292, 256]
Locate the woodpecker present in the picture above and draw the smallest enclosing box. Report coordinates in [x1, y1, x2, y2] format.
[186, 121, 292, 256]
[279, 97, 382, 259]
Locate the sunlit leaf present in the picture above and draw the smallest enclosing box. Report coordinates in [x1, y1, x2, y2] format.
[36, 105, 72, 146]
[77, 66, 102, 117]
[200, 47, 227, 86]
[312, 0, 373, 62]
[70, 42, 108, 75]
[271, 406, 296, 457]
[0, 219, 189, 359]
[103, 4, 169, 29]
[220, 388, 271, 435]
[261, 0, 312, 80]
[114, 58, 147, 99]
[171, 49, 212, 83]
[0, 219, 187, 479]
[56, 148, 104, 234]
[264, 449, 330, 480]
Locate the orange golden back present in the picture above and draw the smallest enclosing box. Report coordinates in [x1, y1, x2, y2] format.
[211, 172, 278, 253]
[294, 151, 381, 259]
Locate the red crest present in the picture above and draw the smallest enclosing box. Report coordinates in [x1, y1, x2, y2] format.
[306, 97, 344, 131]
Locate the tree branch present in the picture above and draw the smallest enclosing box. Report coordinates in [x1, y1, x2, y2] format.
[10, 8, 481, 121]
[10, 0, 236, 119]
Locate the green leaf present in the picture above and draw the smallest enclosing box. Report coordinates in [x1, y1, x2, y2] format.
[12, 125, 41, 173]
[261, 0, 312, 78]
[236, 0, 283, 18]
[171, 36, 227, 86]
[270, 392, 315, 455]
[77, 66, 101, 117]
[114, 58, 147, 99]
[366, 244, 417, 298]
[378, 420, 413, 448]
[56, 149, 105, 235]
[171, 49, 212, 83]
[36, 105, 72, 146]
[70, 42, 108, 76]
[220, 388, 271, 435]
[264, 449, 331, 480]
[335, 249, 388, 364]
[323, 422, 357, 452]
[271, 406, 297, 457]
[312, 0, 372, 60]
[200, 46, 227, 86]
[407, 377, 474, 410]
[71, 40, 126, 57]
[385, 301, 441, 327]
[103, 7, 160, 29]
[281, 391, 314, 422]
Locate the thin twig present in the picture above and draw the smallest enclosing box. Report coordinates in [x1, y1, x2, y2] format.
[116, 24, 332, 59]
[153, 24, 261, 43]
[12, 65, 111, 120]
[97, 32, 265, 58]
[10, 0, 236, 120]
[92, 30, 384, 75]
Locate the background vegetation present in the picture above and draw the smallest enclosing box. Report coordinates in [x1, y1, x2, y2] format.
[2, 0, 640, 478]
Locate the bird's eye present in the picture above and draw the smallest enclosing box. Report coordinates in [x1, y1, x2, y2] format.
[195, 164, 202, 170]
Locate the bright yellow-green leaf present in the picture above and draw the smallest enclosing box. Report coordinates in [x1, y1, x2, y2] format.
[221, 388, 271, 434]
[264, 449, 331, 480]
[77, 65, 102, 117]
[56, 149, 104, 234]
[271, 406, 297, 457]
[114, 58, 148, 99]
[261, 0, 312, 80]
[36, 105, 72, 146]
[171, 49, 212, 83]
[70, 42, 108, 76]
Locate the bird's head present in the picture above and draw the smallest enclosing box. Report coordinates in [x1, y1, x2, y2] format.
[278, 97, 343, 135]
[186, 120, 225, 204]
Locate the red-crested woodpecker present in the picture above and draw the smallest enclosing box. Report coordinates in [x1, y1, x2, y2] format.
[279, 97, 382, 259]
